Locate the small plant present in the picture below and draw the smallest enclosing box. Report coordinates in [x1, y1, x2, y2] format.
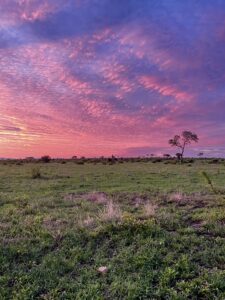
[201, 171, 224, 196]
[201, 171, 215, 194]
[201, 171, 212, 186]
[31, 167, 41, 179]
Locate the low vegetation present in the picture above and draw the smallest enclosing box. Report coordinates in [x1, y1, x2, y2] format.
[0, 159, 225, 299]
[31, 167, 41, 179]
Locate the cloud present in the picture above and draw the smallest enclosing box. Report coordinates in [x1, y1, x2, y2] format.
[0, 0, 224, 157]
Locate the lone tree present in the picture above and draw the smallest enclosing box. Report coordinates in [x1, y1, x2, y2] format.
[169, 131, 199, 162]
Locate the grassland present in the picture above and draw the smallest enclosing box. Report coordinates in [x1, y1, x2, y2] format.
[0, 159, 225, 299]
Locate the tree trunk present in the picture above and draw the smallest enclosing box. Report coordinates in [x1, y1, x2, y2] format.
[180, 142, 186, 163]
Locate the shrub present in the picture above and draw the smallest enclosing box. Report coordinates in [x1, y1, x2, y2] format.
[152, 158, 162, 163]
[208, 159, 219, 164]
[41, 155, 51, 163]
[31, 167, 41, 179]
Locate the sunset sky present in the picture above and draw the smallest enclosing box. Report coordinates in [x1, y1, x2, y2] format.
[0, 0, 224, 158]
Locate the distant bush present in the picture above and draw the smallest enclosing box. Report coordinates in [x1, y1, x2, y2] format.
[167, 160, 177, 165]
[152, 158, 162, 163]
[183, 159, 194, 164]
[208, 159, 219, 164]
[31, 167, 41, 179]
[41, 155, 51, 163]
[76, 160, 85, 165]
[25, 157, 35, 163]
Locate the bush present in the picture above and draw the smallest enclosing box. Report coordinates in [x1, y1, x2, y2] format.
[208, 159, 219, 164]
[41, 155, 51, 163]
[31, 167, 41, 179]
[152, 159, 162, 163]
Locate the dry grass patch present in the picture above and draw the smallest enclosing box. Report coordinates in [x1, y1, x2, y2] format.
[131, 194, 149, 207]
[80, 215, 95, 228]
[100, 201, 122, 222]
[143, 202, 158, 217]
[168, 192, 211, 209]
[85, 192, 109, 204]
[169, 192, 187, 205]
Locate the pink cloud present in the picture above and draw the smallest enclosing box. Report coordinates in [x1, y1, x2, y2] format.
[139, 75, 194, 102]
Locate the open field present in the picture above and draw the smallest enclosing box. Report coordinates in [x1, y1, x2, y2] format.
[0, 159, 225, 299]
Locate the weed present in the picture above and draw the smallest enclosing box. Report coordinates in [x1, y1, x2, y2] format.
[201, 171, 225, 196]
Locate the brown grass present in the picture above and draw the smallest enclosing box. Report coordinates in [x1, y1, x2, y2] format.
[100, 201, 122, 222]
[143, 202, 157, 217]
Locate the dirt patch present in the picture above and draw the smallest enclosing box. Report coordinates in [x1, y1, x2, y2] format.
[64, 191, 109, 204]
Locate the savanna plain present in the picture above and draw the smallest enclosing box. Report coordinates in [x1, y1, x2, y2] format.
[0, 158, 225, 299]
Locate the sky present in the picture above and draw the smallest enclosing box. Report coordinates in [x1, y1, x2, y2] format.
[0, 0, 225, 158]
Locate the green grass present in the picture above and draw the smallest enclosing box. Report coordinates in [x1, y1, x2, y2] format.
[0, 160, 225, 299]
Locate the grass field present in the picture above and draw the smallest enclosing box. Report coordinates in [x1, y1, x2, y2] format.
[0, 159, 225, 299]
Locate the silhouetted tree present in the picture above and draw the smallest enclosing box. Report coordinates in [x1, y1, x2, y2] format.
[169, 131, 199, 162]
[198, 152, 204, 157]
[176, 153, 183, 161]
